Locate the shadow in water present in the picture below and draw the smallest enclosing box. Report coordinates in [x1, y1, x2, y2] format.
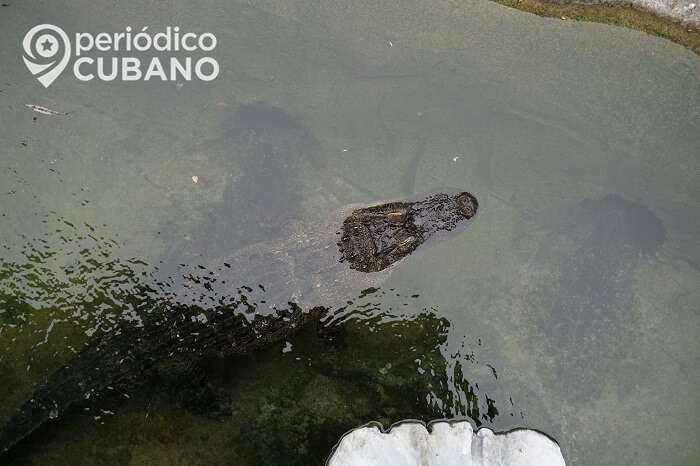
[178, 102, 322, 262]
[524, 194, 666, 401]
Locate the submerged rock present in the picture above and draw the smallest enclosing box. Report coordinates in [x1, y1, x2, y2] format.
[328, 421, 565, 465]
[488, 0, 699, 53]
[517, 194, 666, 401]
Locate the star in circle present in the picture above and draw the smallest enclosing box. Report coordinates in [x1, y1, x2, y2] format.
[40, 38, 54, 52]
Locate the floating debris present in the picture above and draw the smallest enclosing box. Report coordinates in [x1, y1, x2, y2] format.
[191, 175, 199, 183]
[24, 104, 68, 116]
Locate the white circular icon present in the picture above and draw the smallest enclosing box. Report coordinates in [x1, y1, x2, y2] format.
[35, 34, 59, 58]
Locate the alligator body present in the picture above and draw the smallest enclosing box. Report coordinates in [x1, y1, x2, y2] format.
[0, 188, 478, 456]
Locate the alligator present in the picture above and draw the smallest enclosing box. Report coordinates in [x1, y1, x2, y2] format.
[0, 188, 478, 456]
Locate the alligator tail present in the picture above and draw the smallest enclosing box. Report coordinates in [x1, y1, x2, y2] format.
[0, 363, 89, 455]
[0, 337, 134, 457]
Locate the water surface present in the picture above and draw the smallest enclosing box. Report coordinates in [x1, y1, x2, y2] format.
[0, 0, 698, 464]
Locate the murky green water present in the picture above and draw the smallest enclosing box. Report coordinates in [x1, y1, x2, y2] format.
[1, 0, 698, 464]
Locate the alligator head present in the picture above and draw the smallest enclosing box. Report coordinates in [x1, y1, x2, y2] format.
[338, 189, 478, 273]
